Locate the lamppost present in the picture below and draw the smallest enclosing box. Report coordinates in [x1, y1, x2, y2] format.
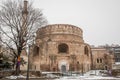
[26, 34, 35, 80]
[26, 45, 30, 80]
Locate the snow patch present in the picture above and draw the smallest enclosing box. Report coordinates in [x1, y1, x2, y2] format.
[6, 75, 26, 79]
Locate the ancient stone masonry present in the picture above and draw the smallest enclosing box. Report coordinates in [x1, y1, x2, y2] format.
[91, 47, 114, 70]
[30, 24, 92, 72]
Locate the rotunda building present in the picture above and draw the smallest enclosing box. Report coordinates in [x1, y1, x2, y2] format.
[30, 24, 92, 72]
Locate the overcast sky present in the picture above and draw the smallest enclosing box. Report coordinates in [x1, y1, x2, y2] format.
[31, 0, 120, 46]
[1, 0, 120, 46]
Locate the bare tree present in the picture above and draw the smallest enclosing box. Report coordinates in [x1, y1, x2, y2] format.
[0, 0, 47, 75]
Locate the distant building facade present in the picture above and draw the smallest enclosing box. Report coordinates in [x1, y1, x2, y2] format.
[30, 24, 93, 72]
[91, 47, 114, 70]
[95, 45, 120, 71]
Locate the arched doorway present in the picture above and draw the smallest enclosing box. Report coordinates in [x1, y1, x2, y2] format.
[61, 65, 66, 72]
[58, 60, 69, 72]
[105, 66, 108, 70]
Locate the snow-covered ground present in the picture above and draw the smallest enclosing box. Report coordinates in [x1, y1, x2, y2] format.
[5, 75, 120, 80]
[54, 76, 120, 80]
[84, 70, 108, 76]
[5, 70, 120, 80]
[6, 75, 26, 79]
[54, 70, 120, 80]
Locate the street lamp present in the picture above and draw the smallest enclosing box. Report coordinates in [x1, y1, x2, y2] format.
[26, 35, 35, 80]
[26, 44, 30, 80]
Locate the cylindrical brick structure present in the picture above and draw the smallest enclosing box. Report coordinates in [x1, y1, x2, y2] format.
[31, 24, 92, 72]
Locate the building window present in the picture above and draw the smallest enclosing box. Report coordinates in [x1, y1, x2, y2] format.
[58, 43, 68, 53]
[100, 58, 102, 63]
[84, 46, 89, 56]
[97, 58, 102, 63]
[97, 58, 99, 63]
[33, 46, 39, 56]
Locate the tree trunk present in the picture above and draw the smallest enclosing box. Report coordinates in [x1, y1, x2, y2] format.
[15, 55, 21, 75]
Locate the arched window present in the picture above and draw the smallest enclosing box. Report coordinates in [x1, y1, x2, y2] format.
[33, 46, 39, 56]
[84, 46, 89, 56]
[97, 58, 102, 63]
[58, 43, 68, 53]
[97, 58, 99, 63]
[100, 58, 102, 63]
[77, 61, 79, 64]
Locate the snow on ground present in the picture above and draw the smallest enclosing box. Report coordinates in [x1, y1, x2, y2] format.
[53, 70, 120, 80]
[84, 76, 120, 79]
[54, 76, 120, 80]
[5, 75, 120, 80]
[5, 70, 120, 80]
[6, 75, 26, 79]
[84, 70, 108, 76]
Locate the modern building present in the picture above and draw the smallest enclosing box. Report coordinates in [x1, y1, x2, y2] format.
[113, 47, 120, 63]
[109, 46, 120, 70]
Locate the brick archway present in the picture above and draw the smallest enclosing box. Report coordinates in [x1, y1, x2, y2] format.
[61, 65, 66, 72]
[58, 60, 69, 72]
